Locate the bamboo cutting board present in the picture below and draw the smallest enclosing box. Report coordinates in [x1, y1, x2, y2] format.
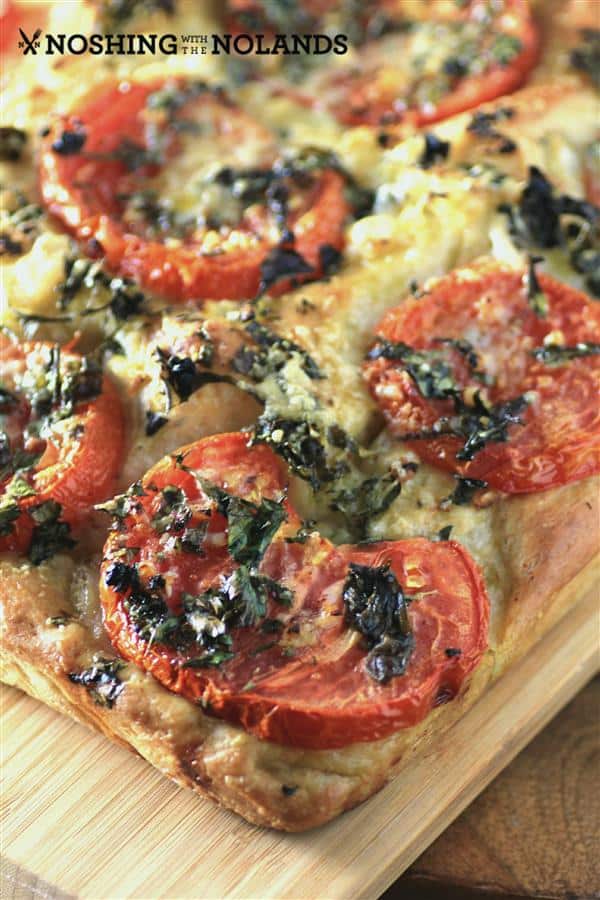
[1, 584, 599, 900]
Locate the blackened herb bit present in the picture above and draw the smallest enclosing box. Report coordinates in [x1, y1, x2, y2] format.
[318, 243, 343, 276]
[571, 28, 600, 89]
[156, 348, 232, 402]
[531, 342, 600, 365]
[29, 500, 75, 565]
[51, 129, 86, 156]
[441, 476, 488, 508]
[525, 255, 548, 317]
[343, 562, 414, 684]
[445, 647, 462, 657]
[145, 410, 168, 436]
[282, 784, 298, 796]
[0, 498, 20, 536]
[330, 474, 401, 540]
[467, 108, 516, 154]
[259, 246, 314, 295]
[437, 525, 453, 541]
[419, 133, 450, 169]
[68, 656, 125, 708]
[0, 126, 27, 162]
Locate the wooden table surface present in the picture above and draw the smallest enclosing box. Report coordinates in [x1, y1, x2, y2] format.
[2, 676, 598, 900]
[389, 676, 600, 900]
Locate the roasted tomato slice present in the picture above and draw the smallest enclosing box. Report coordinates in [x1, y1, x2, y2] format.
[99, 432, 489, 749]
[364, 265, 600, 494]
[39, 78, 351, 302]
[305, 0, 539, 127]
[0, 337, 124, 560]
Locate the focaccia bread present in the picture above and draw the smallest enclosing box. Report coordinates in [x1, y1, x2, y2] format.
[1, 0, 599, 831]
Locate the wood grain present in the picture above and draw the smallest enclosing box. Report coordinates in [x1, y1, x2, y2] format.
[390, 677, 600, 899]
[1, 585, 597, 900]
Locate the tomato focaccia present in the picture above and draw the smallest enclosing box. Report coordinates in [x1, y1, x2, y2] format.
[1, 0, 599, 831]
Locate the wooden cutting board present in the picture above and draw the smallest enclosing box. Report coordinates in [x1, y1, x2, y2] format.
[1, 584, 598, 900]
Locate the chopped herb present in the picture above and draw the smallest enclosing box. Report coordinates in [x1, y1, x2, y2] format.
[467, 108, 516, 154]
[445, 647, 462, 657]
[95, 482, 145, 525]
[531, 342, 600, 365]
[0, 127, 27, 162]
[51, 129, 86, 155]
[500, 168, 600, 297]
[259, 246, 314, 295]
[370, 338, 529, 461]
[281, 784, 298, 796]
[330, 473, 401, 539]
[0, 498, 20, 536]
[28, 500, 75, 565]
[6, 475, 35, 499]
[571, 28, 600, 89]
[525, 255, 548, 317]
[343, 562, 414, 684]
[233, 318, 322, 382]
[419, 133, 450, 169]
[251, 415, 341, 489]
[145, 410, 168, 436]
[437, 525, 453, 541]
[68, 656, 125, 707]
[199, 480, 286, 568]
[441, 476, 488, 507]
[318, 243, 343, 276]
[284, 521, 315, 544]
[491, 34, 522, 66]
[367, 340, 460, 400]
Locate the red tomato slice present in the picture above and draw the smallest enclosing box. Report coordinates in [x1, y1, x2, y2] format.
[39, 78, 350, 302]
[312, 0, 539, 127]
[99, 432, 489, 749]
[0, 338, 125, 556]
[364, 265, 600, 494]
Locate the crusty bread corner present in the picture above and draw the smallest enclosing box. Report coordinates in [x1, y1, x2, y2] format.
[1, 472, 598, 831]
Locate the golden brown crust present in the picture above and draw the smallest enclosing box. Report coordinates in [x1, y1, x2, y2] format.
[492, 478, 600, 665]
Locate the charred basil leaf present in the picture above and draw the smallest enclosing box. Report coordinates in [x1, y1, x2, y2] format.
[419, 133, 450, 169]
[531, 341, 600, 365]
[251, 415, 342, 490]
[441, 475, 488, 507]
[467, 108, 516, 154]
[370, 339, 528, 461]
[157, 350, 233, 402]
[330, 474, 401, 539]
[259, 246, 314, 295]
[343, 562, 414, 684]
[69, 656, 125, 708]
[52, 129, 86, 156]
[28, 500, 75, 565]
[499, 166, 600, 297]
[367, 340, 460, 400]
[145, 410, 168, 436]
[0, 497, 20, 536]
[234, 318, 322, 382]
